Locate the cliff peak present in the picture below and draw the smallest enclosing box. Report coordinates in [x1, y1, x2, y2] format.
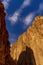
[11, 16, 43, 65]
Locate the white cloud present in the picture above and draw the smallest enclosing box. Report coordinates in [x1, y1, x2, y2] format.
[21, 0, 31, 9]
[23, 12, 35, 26]
[39, 3, 43, 11]
[8, 11, 19, 25]
[36, 2, 43, 14]
[2, 0, 11, 9]
[8, 0, 32, 25]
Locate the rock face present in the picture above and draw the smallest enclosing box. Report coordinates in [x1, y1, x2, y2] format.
[0, 2, 16, 65]
[11, 16, 43, 65]
[0, 2, 10, 65]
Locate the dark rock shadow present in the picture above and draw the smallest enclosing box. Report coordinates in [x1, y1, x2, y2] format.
[17, 46, 36, 65]
[5, 54, 17, 65]
[5, 41, 17, 65]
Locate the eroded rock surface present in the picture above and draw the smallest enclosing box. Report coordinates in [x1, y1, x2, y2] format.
[0, 2, 16, 65]
[11, 16, 43, 65]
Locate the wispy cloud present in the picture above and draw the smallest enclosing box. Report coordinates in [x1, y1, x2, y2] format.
[23, 12, 35, 26]
[21, 0, 31, 9]
[39, 2, 43, 11]
[9, 11, 19, 25]
[2, 0, 11, 9]
[36, 2, 43, 14]
[8, 0, 32, 25]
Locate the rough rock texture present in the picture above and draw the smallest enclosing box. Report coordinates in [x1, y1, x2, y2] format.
[0, 2, 16, 65]
[0, 2, 10, 65]
[11, 16, 43, 65]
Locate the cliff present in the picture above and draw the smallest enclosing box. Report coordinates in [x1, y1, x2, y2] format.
[0, 1, 43, 65]
[11, 16, 43, 65]
[0, 2, 16, 65]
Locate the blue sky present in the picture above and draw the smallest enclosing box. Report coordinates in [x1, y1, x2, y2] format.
[2, 0, 43, 44]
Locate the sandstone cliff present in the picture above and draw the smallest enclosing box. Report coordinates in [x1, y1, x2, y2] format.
[0, 2, 16, 65]
[11, 16, 43, 65]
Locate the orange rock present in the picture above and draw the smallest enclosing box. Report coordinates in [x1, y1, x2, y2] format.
[11, 16, 43, 65]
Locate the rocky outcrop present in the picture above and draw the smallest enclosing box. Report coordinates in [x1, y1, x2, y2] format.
[0, 1, 43, 65]
[0, 2, 10, 65]
[0, 2, 16, 65]
[11, 16, 43, 65]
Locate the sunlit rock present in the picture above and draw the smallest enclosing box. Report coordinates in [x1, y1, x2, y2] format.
[11, 16, 43, 65]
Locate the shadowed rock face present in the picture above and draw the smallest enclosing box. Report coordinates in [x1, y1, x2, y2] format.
[0, 2, 7, 64]
[11, 16, 43, 65]
[17, 47, 36, 65]
[0, 2, 16, 65]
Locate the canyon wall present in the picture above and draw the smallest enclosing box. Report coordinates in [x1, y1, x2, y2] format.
[11, 16, 43, 65]
[0, 1, 43, 65]
[0, 2, 16, 65]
